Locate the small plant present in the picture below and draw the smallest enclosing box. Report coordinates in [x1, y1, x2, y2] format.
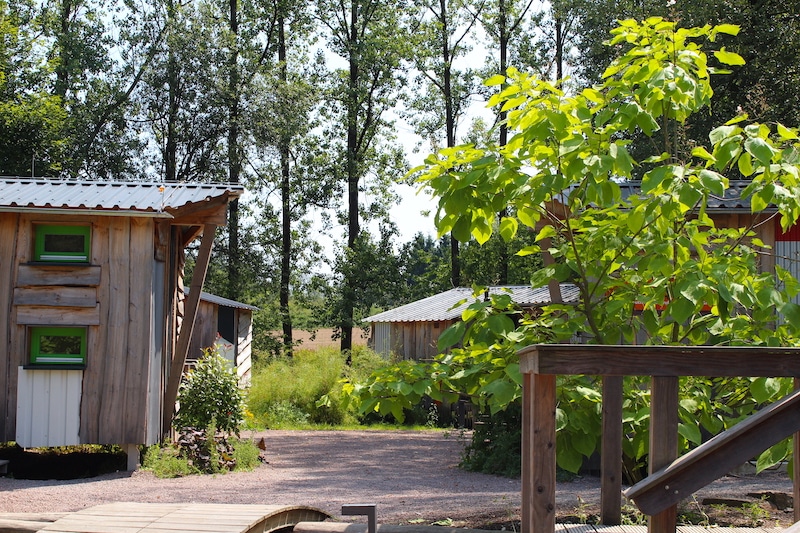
[233, 439, 261, 470]
[142, 445, 198, 478]
[621, 503, 647, 526]
[741, 499, 771, 527]
[174, 344, 245, 435]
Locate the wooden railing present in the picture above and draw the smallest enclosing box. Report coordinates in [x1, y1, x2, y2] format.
[518, 344, 800, 533]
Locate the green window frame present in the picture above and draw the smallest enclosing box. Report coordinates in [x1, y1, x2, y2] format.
[30, 326, 87, 366]
[34, 224, 91, 263]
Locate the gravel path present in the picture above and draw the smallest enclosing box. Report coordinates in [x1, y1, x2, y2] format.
[0, 430, 793, 525]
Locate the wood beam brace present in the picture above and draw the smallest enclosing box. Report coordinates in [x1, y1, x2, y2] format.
[162, 224, 216, 435]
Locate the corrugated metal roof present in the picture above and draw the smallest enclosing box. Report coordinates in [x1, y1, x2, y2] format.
[185, 289, 259, 311]
[0, 177, 243, 214]
[364, 284, 580, 323]
[618, 180, 762, 210]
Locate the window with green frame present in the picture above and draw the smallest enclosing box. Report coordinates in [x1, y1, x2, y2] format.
[30, 326, 87, 365]
[34, 224, 91, 262]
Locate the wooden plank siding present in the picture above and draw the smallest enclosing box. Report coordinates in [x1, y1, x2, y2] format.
[80, 220, 109, 443]
[186, 299, 218, 362]
[388, 320, 453, 360]
[17, 264, 101, 286]
[13, 286, 97, 307]
[0, 213, 19, 441]
[122, 217, 154, 444]
[16, 304, 101, 325]
[6, 212, 30, 442]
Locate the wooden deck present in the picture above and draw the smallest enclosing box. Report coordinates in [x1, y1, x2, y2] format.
[31, 502, 330, 533]
[558, 525, 783, 533]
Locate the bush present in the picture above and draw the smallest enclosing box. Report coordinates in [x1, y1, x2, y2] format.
[174, 345, 245, 434]
[247, 346, 388, 428]
[460, 402, 522, 478]
[142, 445, 199, 478]
[142, 435, 262, 478]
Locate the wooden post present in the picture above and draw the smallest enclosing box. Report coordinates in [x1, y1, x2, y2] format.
[648, 376, 678, 533]
[601, 375, 623, 525]
[794, 378, 800, 525]
[521, 372, 557, 533]
[162, 224, 216, 435]
[125, 444, 139, 471]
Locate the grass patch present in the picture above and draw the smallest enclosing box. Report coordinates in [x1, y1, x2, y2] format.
[247, 346, 388, 428]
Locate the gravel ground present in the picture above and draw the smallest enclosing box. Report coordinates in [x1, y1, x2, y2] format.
[0, 430, 794, 527]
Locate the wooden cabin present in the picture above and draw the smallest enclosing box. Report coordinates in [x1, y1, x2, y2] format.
[0, 177, 241, 467]
[186, 290, 258, 387]
[363, 284, 580, 360]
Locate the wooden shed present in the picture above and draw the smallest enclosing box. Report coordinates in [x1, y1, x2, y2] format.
[186, 290, 258, 387]
[0, 177, 241, 464]
[363, 284, 580, 361]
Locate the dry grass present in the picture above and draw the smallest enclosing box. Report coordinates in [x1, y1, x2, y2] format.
[288, 328, 369, 351]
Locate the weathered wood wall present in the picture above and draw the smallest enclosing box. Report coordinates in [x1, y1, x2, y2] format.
[388, 320, 452, 361]
[0, 213, 161, 445]
[0, 213, 19, 442]
[186, 299, 218, 362]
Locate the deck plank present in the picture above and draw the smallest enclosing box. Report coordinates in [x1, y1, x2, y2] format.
[39, 502, 329, 533]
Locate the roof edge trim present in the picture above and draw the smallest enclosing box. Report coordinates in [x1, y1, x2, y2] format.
[0, 207, 175, 218]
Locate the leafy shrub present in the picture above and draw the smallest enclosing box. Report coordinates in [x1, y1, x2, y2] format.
[461, 403, 521, 478]
[174, 345, 245, 434]
[142, 435, 262, 478]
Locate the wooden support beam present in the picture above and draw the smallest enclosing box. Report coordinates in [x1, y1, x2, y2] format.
[162, 224, 216, 435]
[647, 376, 679, 533]
[521, 372, 556, 533]
[601, 375, 623, 525]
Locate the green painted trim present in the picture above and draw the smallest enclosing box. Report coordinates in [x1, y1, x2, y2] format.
[33, 224, 91, 262]
[30, 326, 87, 365]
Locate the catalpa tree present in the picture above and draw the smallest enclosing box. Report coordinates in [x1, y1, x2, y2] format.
[344, 18, 800, 475]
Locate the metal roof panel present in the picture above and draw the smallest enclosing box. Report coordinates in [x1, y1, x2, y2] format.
[0, 177, 243, 214]
[364, 284, 579, 323]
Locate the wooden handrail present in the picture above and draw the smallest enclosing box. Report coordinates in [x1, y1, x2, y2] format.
[518, 344, 800, 533]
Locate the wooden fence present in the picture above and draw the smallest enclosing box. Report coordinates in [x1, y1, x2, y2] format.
[518, 345, 800, 533]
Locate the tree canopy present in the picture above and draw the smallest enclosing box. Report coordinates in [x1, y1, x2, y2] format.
[347, 17, 800, 474]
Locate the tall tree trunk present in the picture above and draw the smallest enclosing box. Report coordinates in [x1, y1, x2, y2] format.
[340, 0, 360, 354]
[227, 0, 242, 301]
[165, 0, 178, 182]
[278, 16, 293, 357]
[497, 0, 509, 285]
[441, 0, 461, 287]
[54, 0, 72, 99]
[555, 13, 564, 82]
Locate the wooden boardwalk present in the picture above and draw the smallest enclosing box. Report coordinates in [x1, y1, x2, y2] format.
[558, 525, 784, 533]
[25, 502, 330, 533]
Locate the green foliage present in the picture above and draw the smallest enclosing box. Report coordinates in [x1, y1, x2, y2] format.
[349, 18, 800, 476]
[247, 347, 388, 428]
[461, 403, 522, 478]
[174, 346, 245, 435]
[142, 445, 199, 478]
[141, 436, 261, 478]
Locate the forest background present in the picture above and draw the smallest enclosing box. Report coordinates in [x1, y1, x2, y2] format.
[2, 0, 799, 358]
